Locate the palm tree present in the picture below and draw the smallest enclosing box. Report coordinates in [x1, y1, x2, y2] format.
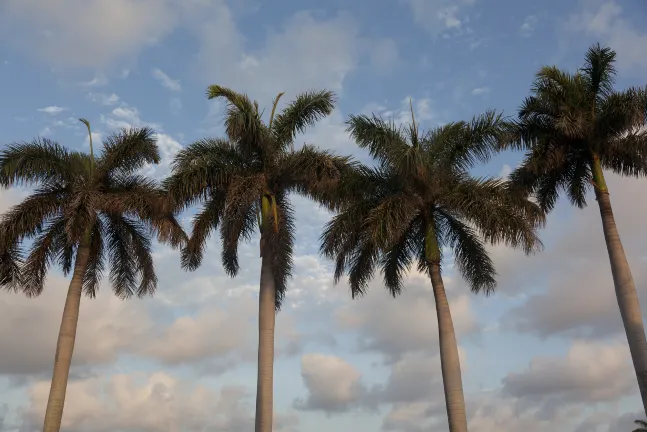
[634, 420, 647, 432]
[320, 108, 543, 432]
[164, 86, 352, 432]
[0, 121, 186, 432]
[505, 44, 647, 415]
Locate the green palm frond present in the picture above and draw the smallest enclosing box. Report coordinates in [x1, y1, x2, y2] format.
[82, 218, 105, 297]
[581, 43, 616, 99]
[437, 210, 496, 294]
[219, 175, 265, 276]
[272, 90, 336, 150]
[207, 85, 264, 157]
[265, 191, 295, 308]
[0, 139, 83, 187]
[182, 193, 226, 271]
[22, 216, 68, 297]
[346, 114, 409, 167]
[429, 110, 507, 171]
[97, 127, 159, 177]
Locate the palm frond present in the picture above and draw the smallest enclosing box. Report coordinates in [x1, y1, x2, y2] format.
[207, 85, 263, 157]
[379, 215, 420, 296]
[105, 215, 156, 299]
[346, 114, 410, 168]
[165, 138, 248, 209]
[22, 216, 68, 297]
[265, 191, 295, 310]
[97, 127, 159, 178]
[182, 193, 225, 271]
[0, 185, 65, 247]
[82, 219, 105, 297]
[436, 210, 496, 294]
[0, 139, 83, 187]
[219, 175, 264, 276]
[581, 43, 616, 100]
[272, 90, 336, 149]
[430, 110, 507, 171]
[602, 127, 647, 177]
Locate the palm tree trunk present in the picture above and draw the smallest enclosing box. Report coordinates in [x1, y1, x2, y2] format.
[255, 250, 276, 432]
[429, 262, 469, 432]
[42, 243, 90, 432]
[595, 185, 647, 416]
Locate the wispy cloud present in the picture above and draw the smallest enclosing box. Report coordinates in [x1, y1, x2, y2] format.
[151, 68, 181, 92]
[520, 15, 538, 37]
[37, 105, 67, 115]
[471, 87, 490, 96]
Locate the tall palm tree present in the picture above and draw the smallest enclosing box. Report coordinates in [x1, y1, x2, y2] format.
[634, 420, 647, 432]
[505, 44, 647, 414]
[0, 121, 186, 432]
[164, 86, 353, 432]
[320, 108, 543, 432]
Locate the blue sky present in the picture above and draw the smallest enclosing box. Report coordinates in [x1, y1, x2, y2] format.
[0, 0, 646, 431]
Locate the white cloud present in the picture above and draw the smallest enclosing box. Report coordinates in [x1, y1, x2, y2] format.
[87, 92, 120, 106]
[402, 0, 477, 34]
[152, 67, 182, 92]
[20, 372, 300, 432]
[1, 0, 179, 68]
[295, 354, 368, 413]
[568, 0, 647, 72]
[0, 275, 152, 376]
[502, 341, 636, 405]
[336, 270, 477, 362]
[471, 86, 490, 96]
[37, 105, 66, 115]
[520, 15, 538, 37]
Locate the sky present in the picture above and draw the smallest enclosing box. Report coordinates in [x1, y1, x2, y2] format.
[0, 0, 646, 431]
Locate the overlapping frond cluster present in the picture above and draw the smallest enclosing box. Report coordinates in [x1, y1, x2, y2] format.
[165, 86, 349, 309]
[321, 110, 544, 298]
[0, 127, 186, 299]
[506, 43, 647, 212]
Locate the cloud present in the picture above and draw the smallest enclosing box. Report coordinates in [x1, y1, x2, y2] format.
[520, 15, 538, 37]
[86, 92, 120, 106]
[37, 106, 66, 115]
[294, 354, 370, 414]
[402, 0, 477, 34]
[190, 8, 389, 103]
[141, 295, 257, 370]
[502, 341, 636, 406]
[499, 173, 647, 339]
[20, 372, 300, 432]
[151, 68, 182, 92]
[471, 87, 490, 96]
[1, 0, 179, 68]
[0, 276, 152, 376]
[336, 271, 477, 362]
[567, 0, 647, 72]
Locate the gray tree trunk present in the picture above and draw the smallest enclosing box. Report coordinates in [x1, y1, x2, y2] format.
[255, 251, 276, 432]
[429, 262, 469, 432]
[596, 189, 647, 416]
[42, 244, 90, 432]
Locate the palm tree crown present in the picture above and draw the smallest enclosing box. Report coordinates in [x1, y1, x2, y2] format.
[164, 86, 354, 308]
[507, 43, 647, 210]
[321, 109, 543, 296]
[0, 126, 186, 297]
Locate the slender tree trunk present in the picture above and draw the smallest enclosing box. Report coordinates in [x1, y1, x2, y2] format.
[429, 262, 469, 432]
[593, 162, 647, 416]
[42, 243, 90, 432]
[255, 249, 276, 432]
